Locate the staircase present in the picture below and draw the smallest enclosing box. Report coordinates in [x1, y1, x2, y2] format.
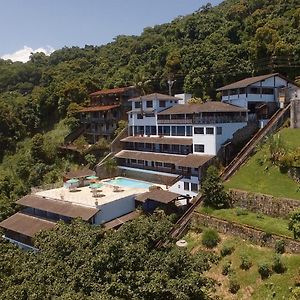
[63, 125, 85, 145]
[221, 104, 291, 181]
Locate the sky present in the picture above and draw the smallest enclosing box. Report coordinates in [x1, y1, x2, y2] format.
[0, 0, 222, 62]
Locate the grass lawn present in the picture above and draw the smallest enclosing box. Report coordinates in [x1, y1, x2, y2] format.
[224, 127, 300, 200]
[185, 231, 300, 299]
[197, 207, 292, 238]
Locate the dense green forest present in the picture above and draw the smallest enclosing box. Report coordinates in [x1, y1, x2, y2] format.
[0, 0, 300, 297]
[0, 213, 217, 299]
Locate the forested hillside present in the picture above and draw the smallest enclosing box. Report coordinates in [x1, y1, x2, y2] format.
[0, 0, 299, 214]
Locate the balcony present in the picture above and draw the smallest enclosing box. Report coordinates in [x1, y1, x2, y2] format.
[157, 116, 247, 124]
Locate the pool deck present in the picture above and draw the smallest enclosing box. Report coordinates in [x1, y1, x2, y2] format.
[35, 178, 164, 208]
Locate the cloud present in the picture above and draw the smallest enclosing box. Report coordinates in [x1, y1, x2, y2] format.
[1, 46, 55, 63]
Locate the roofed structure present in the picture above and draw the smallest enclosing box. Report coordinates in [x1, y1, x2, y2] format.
[79, 104, 120, 113]
[216, 73, 298, 91]
[103, 211, 141, 229]
[135, 189, 181, 204]
[17, 195, 99, 221]
[0, 213, 56, 237]
[115, 150, 213, 168]
[121, 136, 193, 145]
[89, 86, 135, 97]
[129, 93, 181, 102]
[158, 101, 248, 115]
[64, 168, 95, 180]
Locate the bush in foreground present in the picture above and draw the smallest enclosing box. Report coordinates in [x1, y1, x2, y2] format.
[220, 245, 235, 257]
[240, 254, 252, 270]
[272, 255, 286, 274]
[258, 262, 273, 279]
[275, 240, 285, 254]
[202, 228, 221, 248]
[228, 276, 240, 294]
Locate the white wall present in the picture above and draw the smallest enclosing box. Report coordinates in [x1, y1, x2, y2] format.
[94, 195, 135, 224]
[192, 122, 247, 155]
[169, 176, 199, 198]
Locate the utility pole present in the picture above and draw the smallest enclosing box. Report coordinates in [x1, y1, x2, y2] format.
[168, 78, 176, 96]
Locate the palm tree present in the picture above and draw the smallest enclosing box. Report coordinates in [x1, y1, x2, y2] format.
[104, 158, 117, 177]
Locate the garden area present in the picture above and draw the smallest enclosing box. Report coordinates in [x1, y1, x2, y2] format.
[224, 127, 300, 200]
[197, 207, 292, 238]
[185, 229, 300, 299]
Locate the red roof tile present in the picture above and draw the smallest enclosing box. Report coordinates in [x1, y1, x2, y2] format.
[89, 87, 134, 97]
[79, 104, 120, 113]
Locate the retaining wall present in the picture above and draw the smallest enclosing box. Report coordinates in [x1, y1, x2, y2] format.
[229, 189, 300, 218]
[193, 212, 300, 253]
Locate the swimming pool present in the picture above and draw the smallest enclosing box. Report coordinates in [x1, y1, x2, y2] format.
[103, 177, 153, 189]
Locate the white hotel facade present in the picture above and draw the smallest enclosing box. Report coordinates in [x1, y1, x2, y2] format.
[115, 93, 248, 197]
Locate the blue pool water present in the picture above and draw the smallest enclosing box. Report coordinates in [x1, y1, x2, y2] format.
[104, 177, 153, 189]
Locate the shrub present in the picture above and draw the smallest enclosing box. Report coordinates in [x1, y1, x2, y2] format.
[201, 228, 220, 248]
[256, 213, 264, 219]
[222, 260, 232, 276]
[240, 254, 252, 270]
[221, 245, 235, 257]
[275, 240, 285, 254]
[236, 208, 248, 216]
[272, 255, 286, 274]
[258, 262, 272, 279]
[228, 276, 240, 294]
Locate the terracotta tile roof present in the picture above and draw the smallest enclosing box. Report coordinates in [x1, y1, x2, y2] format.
[103, 210, 141, 229]
[17, 195, 99, 221]
[216, 73, 298, 91]
[135, 189, 181, 204]
[0, 213, 56, 237]
[64, 168, 95, 180]
[121, 136, 193, 145]
[115, 150, 214, 167]
[158, 102, 248, 115]
[79, 104, 120, 113]
[89, 86, 135, 97]
[129, 93, 182, 102]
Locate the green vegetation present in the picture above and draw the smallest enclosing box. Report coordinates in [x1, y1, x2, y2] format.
[288, 210, 300, 239]
[201, 228, 221, 248]
[0, 213, 218, 299]
[201, 165, 230, 209]
[185, 231, 300, 299]
[198, 207, 292, 238]
[225, 128, 300, 200]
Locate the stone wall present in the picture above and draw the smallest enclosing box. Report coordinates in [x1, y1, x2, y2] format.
[229, 189, 300, 218]
[193, 212, 300, 253]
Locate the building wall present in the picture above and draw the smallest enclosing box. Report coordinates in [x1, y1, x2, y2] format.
[192, 122, 247, 155]
[94, 195, 135, 224]
[169, 176, 199, 198]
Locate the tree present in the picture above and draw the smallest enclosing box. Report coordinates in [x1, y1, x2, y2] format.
[289, 210, 300, 239]
[31, 133, 45, 161]
[201, 166, 230, 209]
[104, 158, 117, 178]
[84, 154, 96, 167]
[0, 214, 216, 299]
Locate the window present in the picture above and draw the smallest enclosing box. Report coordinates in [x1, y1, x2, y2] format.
[145, 113, 154, 117]
[146, 100, 153, 108]
[155, 162, 163, 167]
[151, 126, 157, 135]
[171, 126, 176, 136]
[206, 127, 214, 135]
[239, 88, 246, 94]
[137, 114, 143, 119]
[159, 100, 166, 107]
[262, 88, 274, 95]
[184, 182, 190, 191]
[194, 144, 205, 153]
[191, 183, 198, 192]
[135, 101, 141, 108]
[130, 113, 132, 118]
[158, 126, 163, 135]
[186, 126, 192, 136]
[145, 126, 150, 135]
[137, 160, 144, 165]
[217, 127, 222, 135]
[163, 126, 170, 136]
[131, 159, 137, 164]
[249, 87, 260, 94]
[163, 163, 172, 168]
[177, 126, 185, 136]
[194, 127, 204, 134]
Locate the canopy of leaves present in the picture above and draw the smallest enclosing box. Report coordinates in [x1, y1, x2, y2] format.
[0, 213, 217, 299]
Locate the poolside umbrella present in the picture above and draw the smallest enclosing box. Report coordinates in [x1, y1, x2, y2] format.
[86, 175, 98, 180]
[67, 178, 80, 184]
[89, 183, 103, 189]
